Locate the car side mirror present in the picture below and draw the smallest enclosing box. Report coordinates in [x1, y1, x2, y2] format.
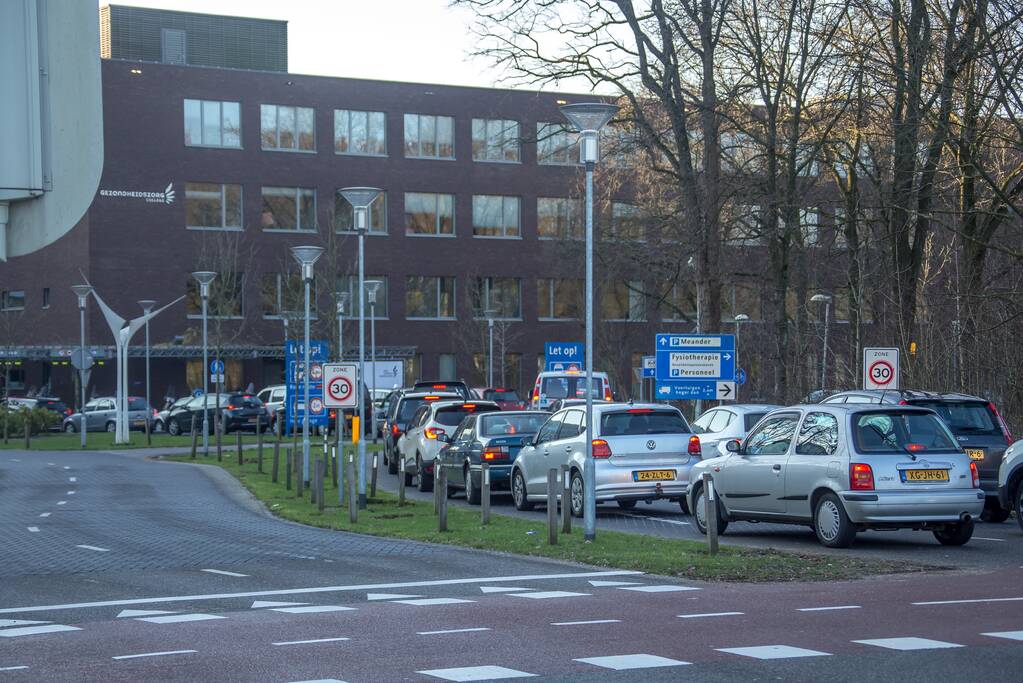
[521, 436, 532, 447]
[725, 439, 741, 454]
[436, 433, 451, 443]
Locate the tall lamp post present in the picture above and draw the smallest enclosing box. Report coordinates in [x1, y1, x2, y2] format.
[365, 280, 383, 444]
[811, 293, 833, 393]
[340, 186, 382, 509]
[484, 308, 498, 388]
[335, 291, 350, 462]
[561, 101, 618, 542]
[138, 300, 156, 425]
[733, 313, 749, 402]
[192, 271, 217, 456]
[71, 284, 93, 448]
[291, 245, 325, 486]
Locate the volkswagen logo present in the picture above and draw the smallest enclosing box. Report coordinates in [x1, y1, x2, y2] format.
[646, 440, 656, 450]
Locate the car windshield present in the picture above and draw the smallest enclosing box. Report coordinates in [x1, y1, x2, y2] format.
[852, 411, 959, 453]
[909, 401, 1000, 437]
[480, 413, 546, 436]
[483, 389, 520, 402]
[744, 412, 769, 431]
[600, 409, 689, 436]
[541, 376, 602, 400]
[435, 405, 499, 426]
[128, 398, 148, 411]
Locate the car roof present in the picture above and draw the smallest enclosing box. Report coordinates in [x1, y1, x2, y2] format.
[399, 391, 461, 401]
[536, 370, 609, 378]
[702, 403, 782, 414]
[775, 403, 938, 415]
[825, 389, 987, 403]
[430, 399, 500, 411]
[480, 410, 547, 417]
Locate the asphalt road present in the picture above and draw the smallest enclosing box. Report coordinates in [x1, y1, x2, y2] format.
[1, 448, 1021, 682]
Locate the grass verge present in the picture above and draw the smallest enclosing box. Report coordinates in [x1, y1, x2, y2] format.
[166, 451, 931, 583]
[0, 431, 336, 451]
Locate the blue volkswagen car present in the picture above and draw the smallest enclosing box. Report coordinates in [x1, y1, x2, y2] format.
[437, 411, 548, 504]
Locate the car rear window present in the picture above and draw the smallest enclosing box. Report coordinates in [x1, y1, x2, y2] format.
[229, 395, 263, 408]
[398, 398, 428, 422]
[484, 389, 520, 402]
[414, 382, 470, 399]
[435, 404, 500, 426]
[909, 401, 1000, 437]
[744, 412, 768, 431]
[480, 413, 546, 436]
[38, 400, 68, 412]
[600, 409, 689, 436]
[541, 376, 603, 400]
[128, 398, 149, 410]
[853, 411, 959, 453]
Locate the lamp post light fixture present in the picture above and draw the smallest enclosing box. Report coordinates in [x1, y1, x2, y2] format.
[561, 101, 618, 542]
[484, 308, 499, 388]
[364, 280, 383, 445]
[71, 284, 93, 448]
[811, 293, 833, 392]
[138, 299, 156, 429]
[192, 271, 217, 455]
[340, 186, 382, 509]
[291, 245, 325, 486]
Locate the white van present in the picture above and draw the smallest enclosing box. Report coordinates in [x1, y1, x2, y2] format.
[529, 370, 612, 411]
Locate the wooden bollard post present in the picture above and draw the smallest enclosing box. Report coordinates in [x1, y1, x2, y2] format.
[438, 464, 448, 532]
[310, 457, 319, 506]
[145, 414, 152, 446]
[190, 416, 198, 459]
[23, 415, 31, 449]
[370, 453, 378, 498]
[272, 443, 280, 483]
[398, 456, 406, 506]
[481, 462, 491, 525]
[285, 448, 292, 490]
[256, 415, 264, 473]
[703, 471, 719, 555]
[561, 464, 571, 534]
[347, 452, 357, 523]
[296, 447, 304, 498]
[547, 468, 558, 545]
[236, 430, 243, 466]
[331, 446, 338, 489]
[317, 458, 326, 513]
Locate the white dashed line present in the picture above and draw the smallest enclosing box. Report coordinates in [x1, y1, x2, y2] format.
[717, 645, 831, 660]
[618, 585, 699, 593]
[391, 598, 476, 606]
[112, 650, 197, 661]
[854, 637, 962, 651]
[552, 619, 622, 626]
[136, 614, 225, 624]
[588, 580, 642, 587]
[27, 527, 39, 533]
[201, 569, 249, 577]
[575, 654, 690, 670]
[0, 625, 81, 638]
[913, 596, 1023, 606]
[62, 466, 69, 470]
[973, 537, 1006, 542]
[367, 593, 420, 600]
[0, 620, 48, 628]
[252, 601, 308, 609]
[0, 666, 29, 671]
[66, 491, 76, 495]
[272, 637, 350, 646]
[69, 477, 76, 482]
[269, 605, 356, 614]
[39, 513, 50, 517]
[678, 612, 744, 619]
[56, 501, 67, 506]
[417, 628, 491, 635]
[508, 591, 590, 600]
[479, 586, 532, 593]
[75, 545, 109, 552]
[982, 631, 1023, 641]
[797, 605, 861, 612]
[418, 665, 535, 681]
[117, 610, 175, 618]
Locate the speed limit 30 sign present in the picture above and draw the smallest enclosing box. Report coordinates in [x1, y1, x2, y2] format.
[323, 363, 359, 408]
[863, 347, 899, 390]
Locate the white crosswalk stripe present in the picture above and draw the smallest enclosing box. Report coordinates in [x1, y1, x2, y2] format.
[417, 665, 535, 681]
[853, 637, 963, 651]
[717, 645, 831, 660]
[574, 654, 690, 670]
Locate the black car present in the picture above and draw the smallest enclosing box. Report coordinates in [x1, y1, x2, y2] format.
[383, 391, 460, 474]
[165, 393, 266, 435]
[411, 380, 473, 401]
[220, 393, 267, 433]
[821, 389, 1015, 521]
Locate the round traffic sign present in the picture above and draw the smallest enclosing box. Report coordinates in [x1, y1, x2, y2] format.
[310, 363, 323, 380]
[309, 397, 324, 414]
[327, 376, 353, 403]
[868, 360, 894, 386]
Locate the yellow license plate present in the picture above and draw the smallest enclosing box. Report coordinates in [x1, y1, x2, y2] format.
[965, 448, 985, 461]
[634, 469, 676, 482]
[904, 469, 949, 482]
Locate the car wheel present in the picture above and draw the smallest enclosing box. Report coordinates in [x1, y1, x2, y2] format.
[570, 470, 585, 518]
[152, 420, 165, 434]
[105, 421, 116, 433]
[980, 499, 1011, 524]
[618, 500, 637, 510]
[417, 455, 433, 493]
[679, 498, 690, 515]
[512, 469, 533, 511]
[64, 422, 77, 434]
[168, 420, 181, 436]
[466, 465, 482, 505]
[933, 519, 975, 546]
[814, 493, 857, 548]
[692, 485, 728, 536]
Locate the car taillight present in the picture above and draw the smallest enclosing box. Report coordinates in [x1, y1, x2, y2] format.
[483, 446, 509, 460]
[898, 400, 908, 405]
[906, 443, 925, 452]
[329, 410, 336, 419]
[151, 409, 158, 417]
[850, 463, 874, 490]
[969, 461, 980, 488]
[462, 404, 477, 410]
[988, 402, 1014, 446]
[532, 387, 540, 402]
[592, 439, 612, 458]
[226, 404, 236, 410]
[604, 387, 612, 401]
[425, 427, 445, 440]
[627, 408, 653, 414]
[688, 435, 701, 456]
[391, 424, 400, 436]
[65, 408, 73, 416]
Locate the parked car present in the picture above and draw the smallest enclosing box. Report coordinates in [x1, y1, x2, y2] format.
[257, 385, 287, 426]
[383, 391, 460, 474]
[5, 396, 71, 431]
[164, 395, 215, 435]
[62, 396, 154, 433]
[153, 396, 191, 433]
[997, 439, 1023, 531]
[821, 390, 1014, 522]
[511, 403, 701, 516]
[687, 404, 985, 548]
[219, 393, 268, 433]
[691, 404, 782, 457]
[436, 411, 548, 504]
[399, 400, 501, 491]
[411, 380, 473, 401]
[528, 370, 612, 411]
[471, 387, 527, 410]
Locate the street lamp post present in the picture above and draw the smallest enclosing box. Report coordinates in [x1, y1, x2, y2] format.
[811, 293, 833, 392]
[291, 246, 325, 486]
[561, 101, 619, 542]
[192, 271, 217, 456]
[365, 280, 383, 445]
[71, 284, 93, 448]
[340, 186, 382, 509]
[733, 313, 749, 402]
[138, 300, 156, 427]
[484, 308, 498, 388]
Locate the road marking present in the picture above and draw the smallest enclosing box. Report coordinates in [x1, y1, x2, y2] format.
[913, 597, 1023, 606]
[678, 612, 744, 619]
[0, 569, 644, 615]
[508, 591, 590, 600]
[27, 527, 39, 533]
[66, 491, 76, 495]
[272, 637, 350, 646]
[112, 650, 197, 661]
[69, 477, 76, 482]
[136, 614, 225, 624]
[479, 586, 533, 593]
[589, 580, 642, 587]
[252, 601, 308, 609]
[717, 645, 831, 660]
[367, 593, 420, 600]
[982, 631, 1023, 641]
[797, 605, 861, 612]
[62, 466, 69, 469]
[418, 628, 491, 635]
[0, 625, 80, 638]
[201, 569, 249, 577]
[57, 501, 67, 506]
[392, 598, 476, 606]
[853, 637, 962, 651]
[38, 513, 50, 517]
[75, 545, 109, 552]
[418, 665, 535, 681]
[973, 537, 1006, 542]
[270, 605, 356, 614]
[284, 680, 348, 683]
[618, 585, 699, 593]
[0, 666, 29, 671]
[117, 610, 175, 618]
[552, 619, 622, 626]
[574, 654, 690, 670]
[0, 620, 47, 628]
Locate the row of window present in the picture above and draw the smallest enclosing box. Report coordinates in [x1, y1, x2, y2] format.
[183, 98, 598, 165]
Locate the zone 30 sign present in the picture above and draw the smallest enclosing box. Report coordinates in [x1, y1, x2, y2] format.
[863, 347, 900, 390]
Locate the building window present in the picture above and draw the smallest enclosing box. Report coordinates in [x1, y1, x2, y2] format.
[438, 353, 458, 380]
[601, 281, 645, 321]
[1, 290, 25, 311]
[260, 104, 315, 151]
[472, 277, 521, 320]
[404, 113, 454, 159]
[334, 109, 386, 156]
[261, 187, 316, 231]
[261, 272, 310, 318]
[185, 182, 242, 230]
[472, 195, 520, 238]
[610, 202, 645, 241]
[41, 288, 50, 309]
[337, 275, 389, 318]
[184, 99, 241, 148]
[405, 192, 454, 236]
[406, 276, 455, 319]
[537, 197, 583, 239]
[186, 272, 244, 318]
[662, 281, 696, 322]
[537, 122, 577, 165]
[334, 191, 387, 234]
[471, 118, 520, 162]
[537, 278, 582, 320]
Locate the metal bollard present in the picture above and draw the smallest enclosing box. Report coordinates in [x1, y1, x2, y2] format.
[215, 416, 222, 462]
[311, 457, 319, 505]
[296, 448, 304, 498]
[236, 430, 243, 466]
[434, 461, 441, 515]
[317, 458, 326, 512]
[257, 416, 264, 473]
[547, 469, 558, 545]
[438, 465, 448, 532]
[481, 462, 491, 525]
[347, 452, 358, 523]
[190, 416, 199, 459]
[703, 471, 719, 555]
[272, 443, 280, 483]
[561, 464, 571, 534]
[332, 447, 338, 489]
[285, 448, 292, 490]
[370, 453, 379, 498]
[398, 456, 406, 506]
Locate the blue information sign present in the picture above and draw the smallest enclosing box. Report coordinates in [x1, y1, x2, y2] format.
[209, 359, 225, 374]
[544, 342, 584, 372]
[285, 339, 330, 431]
[654, 334, 737, 400]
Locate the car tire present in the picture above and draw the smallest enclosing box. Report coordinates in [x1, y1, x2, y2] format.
[466, 465, 481, 505]
[64, 422, 77, 434]
[980, 499, 1011, 524]
[679, 498, 690, 515]
[168, 420, 181, 436]
[403, 470, 414, 488]
[569, 470, 585, 518]
[417, 455, 433, 493]
[692, 484, 728, 536]
[152, 420, 165, 434]
[814, 493, 857, 548]
[933, 519, 975, 546]
[617, 500, 637, 510]
[105, 421, 116, 433]
[512, 469, 533, 511]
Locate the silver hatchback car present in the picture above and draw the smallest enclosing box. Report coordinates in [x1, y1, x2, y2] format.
[687, 405, 984, 548]
[511, 403, 702, 516]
